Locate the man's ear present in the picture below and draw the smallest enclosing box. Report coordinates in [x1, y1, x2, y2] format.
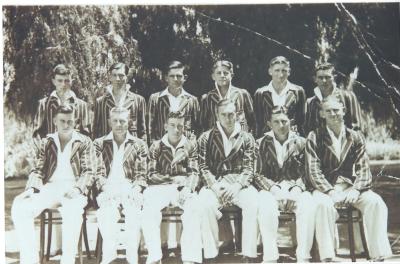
[268, 67, 272, 76]
[51, 78, 56, 87]
[319, 109, 326, 119]
[267, 120, 271, 129]
[53, 116, 57, 126]
[164, 123, 168, 132]
[107, 118, 112, 128]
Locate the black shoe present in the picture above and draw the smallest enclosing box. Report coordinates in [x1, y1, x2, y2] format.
[204, 258, 217, 263]
[219, 240, 236, 253]
[242, 256, 256, 263]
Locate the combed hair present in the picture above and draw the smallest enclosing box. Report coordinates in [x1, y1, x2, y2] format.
[269, 56, 290, 68]
[212, 60, 234, 74]
[315, 62, 335, 74]
[166, 61, 186, 74]
[55, 104, 74, 116]
[52, 64, 71, 79]
[270, 106, 289, 120]
[167, 111, 185, 120]
[109, 62, 129, 75]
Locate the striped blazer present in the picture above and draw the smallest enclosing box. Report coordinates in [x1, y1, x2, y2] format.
[92, 89, 147, 140]
[200, 86, 256, 134]
[147, 136, 199, 192]
[254, 133, 306, 191]
[147, 90, 200, 143]
[305, 126, 372, 194]
[197, 127, 255, 188]
[25, 132, 95, 195]
[93, 134, 148, 192]
[304, 88, 363, 136]
[254, 82, 306, 138]
[33, 91, 91, 138]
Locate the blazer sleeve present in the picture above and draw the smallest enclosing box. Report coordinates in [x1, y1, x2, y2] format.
[243, 89, 256, 136]
[237, 133, 255, 187]
[198, 131, 218, 188]
[137, 95, 148, 142]
[132, 140, 148, 188]
[352, 133, 372, 191]
[253, 138, 276, 191]
[295, 87, 306, 136]
[147, 141, 173, 185]
[93, 139, 108, 192]
[147, 93, 157, 144]
[185, 140, 200, 192]
[25, 138, 47, 191]
[74, 137, 96, 195]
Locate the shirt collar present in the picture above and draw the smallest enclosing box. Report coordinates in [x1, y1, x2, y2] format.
[106, 84, 131, 96]
[214, 82, 233, 100]
[265, 80, 292, 96]
[159, 87, 189, 98]
[161, 134, 187, 150]
[47, 130, 80, 148]
[104, 131, 135, 142]
[313, 84, 338, 101]
[49, 90, 76, 101]
[326, 125, 346, 141]
[216, 121, 241, 140]
[265, 130, 296, 145]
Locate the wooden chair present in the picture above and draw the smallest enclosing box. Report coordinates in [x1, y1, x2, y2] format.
[39, 208, 91, 264]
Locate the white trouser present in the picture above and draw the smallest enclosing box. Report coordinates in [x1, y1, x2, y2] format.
[198, 185, 259, 259]
[142, 184, 202, 264]
[313, 189, 392, 260]
[96, 183, 142, 264]
[258, 191, 317, 261]
[11, 182, 86, 264]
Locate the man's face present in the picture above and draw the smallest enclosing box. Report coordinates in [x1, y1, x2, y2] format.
[212, 66, 233, 87]
[269, 63, 290, 85]
[166, 68, 186, 90]
[109, 111, 129, 136]
[165, 117, 185, 142]
[320, 100, 345, 128]
[315, 69, 335, 94]
[52, 74, 71, 92]
[217, 103, 237, 131]
[54, 112, 75, 137]
[269, 113, 290, 138]
[110, 67, 127, 88]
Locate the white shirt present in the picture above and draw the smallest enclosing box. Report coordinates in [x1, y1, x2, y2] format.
[216, 121, 241, 157]
[326, 125, 346, 161]
[106, 84, 130, 107]
[49, 90, 76, 105]
[160, 87, 190, 112]
[104, 132, 135, 185]
[48, 131, 78, 183]
[215, 82, 233, 100]
[313, 84, 338, 102]
[161, 134, 188, 156]
[264, 81, 292, 107]
[265, 130, 297, 168]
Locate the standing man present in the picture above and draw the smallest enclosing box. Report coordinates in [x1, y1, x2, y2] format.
[12, 105, 95, 264]
[255, 106, 316, 263]
[93, 107, 148, 264]
[93, 62, 147, 140]
[33, 64, 91, 138]
[142, 111, 202, 264]
[200, 60, 255, 134]
[197, 99, 259, 262]
[305, 97, 392, 262]
[304, 62, 362, 136]
[254, 56, 306, 137]
[148, 61, 200, 144]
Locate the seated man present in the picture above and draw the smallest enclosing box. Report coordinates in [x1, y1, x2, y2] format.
[93, 107, 148, 264]
[254, 106, 316, 263]
[142, 111, 201, 264]
[12, 105, 95, 264]
[305, 96, 392, 262]
[197, 99, 258, 261]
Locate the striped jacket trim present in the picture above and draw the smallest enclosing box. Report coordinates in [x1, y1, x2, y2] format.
[197, 127, 255, 188]
[26, 133, 95, 195]
[147, 90, 200, 143]
[254, 133, 306, 191]
[305, 126, 372, 193]
[92, 90, 147, 140]
[200, 86, 256, 134]
[254, 83, 306, 138]
[33, 93, 91, 138]
[304, 88, 363, 136]
[147, 137, 199, 191]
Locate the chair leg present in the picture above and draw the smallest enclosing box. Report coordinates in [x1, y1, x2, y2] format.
[40, 211, 46, 264]
[78, 225, 83, 264]
[46, 211, 52, 261]
[236, 213, 242, 252]
[82, 214, 91, 259]
[347, 209, 356, 262]
[359, 220, 370, 260]
[96, 230, 103, 264]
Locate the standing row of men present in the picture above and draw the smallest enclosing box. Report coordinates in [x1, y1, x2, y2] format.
[12, 57, 391, 264]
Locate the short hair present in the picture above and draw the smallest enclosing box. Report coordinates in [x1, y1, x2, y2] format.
[212, 60, 234, 74]
[166, 61, 186, 74]
[109, 106, 129, 117]
[270, 106, 289, 120]
[315, 62, 335, 75]
[55, 104, 74, 116]
[109, 62, 129, 75]
[269, 56, 290, 68]
[167, 111, 185, 120]
[216, 99, 236, 113]
[52, 64, 71, 79]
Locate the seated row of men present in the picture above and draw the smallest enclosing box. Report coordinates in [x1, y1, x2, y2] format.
[32, 57, 362, 145]
[13, 96, 391, 264]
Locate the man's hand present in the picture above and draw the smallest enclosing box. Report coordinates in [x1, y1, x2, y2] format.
[211, 182, 224, 197]
[64, 188, 81, 199]
[344, 188, 360, 205]
[221, 183, 242, 203]
[328, 189, 346, 207]
[178, 187, 192, 207]
[270, 185, 284, 198]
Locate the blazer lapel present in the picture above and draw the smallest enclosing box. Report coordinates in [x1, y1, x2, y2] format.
[284, 89, 296, 108]
[226, 133, 244, 160]
[177, 95, 189, 113]
[46, 139, 58, 179]
[212, 128, 226, 159]
[265, 136, 279, 166]
[283, 138, 297, 163]
[339, 129, 353, 163]
[103, 140, 113, 174]
[159, 93, 171, 112]
[123, 140, 135, 165]
[321, 129, 340, 164]
[70, 140, 81, 162]
[262, 91, 274, 109]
